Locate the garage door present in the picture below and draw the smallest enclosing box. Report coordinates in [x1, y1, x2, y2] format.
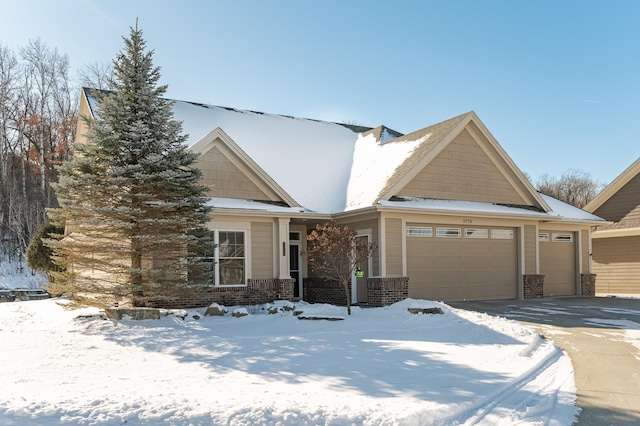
[407, 225, 518, 301]
[539, 232, 576, 296]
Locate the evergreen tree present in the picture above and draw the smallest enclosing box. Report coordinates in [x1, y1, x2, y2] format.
[47, 24, 210, 307]
[25, 220, 64, 273]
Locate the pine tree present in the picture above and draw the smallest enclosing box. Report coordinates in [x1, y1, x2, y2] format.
[25, 219, 64, 273]
[47, 24, 211, 307]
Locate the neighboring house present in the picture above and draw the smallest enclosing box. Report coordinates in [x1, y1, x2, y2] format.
[77, 88, 605, 308]
[584, 158, 640, 296]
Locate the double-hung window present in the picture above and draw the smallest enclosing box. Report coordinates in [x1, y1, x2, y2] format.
[205, 230, 247, 286]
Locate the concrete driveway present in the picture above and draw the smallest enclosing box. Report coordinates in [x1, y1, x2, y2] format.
[449, 297, 640, 426]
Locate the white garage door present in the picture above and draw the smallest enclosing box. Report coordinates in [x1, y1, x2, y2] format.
[407, 225, 518, 301]
[539, 232, 576, 296]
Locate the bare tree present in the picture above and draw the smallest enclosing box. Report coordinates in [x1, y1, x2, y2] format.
[0, 40, 76, 262]
[77, 61, 112, 90]
[302, 221, 377, 315]
[536, 169, 603, 208]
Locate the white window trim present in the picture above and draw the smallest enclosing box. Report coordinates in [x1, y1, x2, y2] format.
[538, 232, 550, 242]
[407, 226, 433, 237]
[436, 227, 462, 238]
[209, 228, 250, 287]
[552, 233, 573, 243]
[465, 228, 488, 239]
[491, 229, 514, 240]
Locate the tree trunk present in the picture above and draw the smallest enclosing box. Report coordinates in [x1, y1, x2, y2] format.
[341, 277, 352, 315]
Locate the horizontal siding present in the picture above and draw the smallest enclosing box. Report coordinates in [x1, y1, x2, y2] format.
[594, 173, 640, 222]
[344, 218, 380, 276]
[524, 224, 536, 274]
[251, 222, 273, 278]
[385, 218, 403, 276]
[592, 236, 640, 294]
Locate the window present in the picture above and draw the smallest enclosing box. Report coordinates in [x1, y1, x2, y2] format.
[436, 227, 461, 238]
[491, 229, 513, 239]
[289, 232, 301, 241]
[218, 231, 246, 285]
[553, 233, 573, 242]
[202, 230, 247, 286]
[407, 226, 432, 237]
[465, 228, 488, 239]
[538, 233, 550, 242]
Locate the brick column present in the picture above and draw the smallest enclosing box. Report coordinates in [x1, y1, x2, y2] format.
[366, 277, 408, 307]
[581, 274, 596, 296]
[523, 274, 544, 299]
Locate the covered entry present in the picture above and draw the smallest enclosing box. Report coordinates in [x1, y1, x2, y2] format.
[539, 231, 576, 296]
[407, 224, 518, 301]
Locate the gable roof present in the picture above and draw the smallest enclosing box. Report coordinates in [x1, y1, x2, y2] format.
[583, 157, 640, 213]
[190, 128, 300, 208]
[84, 88, 366, 213]
[345, 111, 550, 212]
[81, 88, 603, 223]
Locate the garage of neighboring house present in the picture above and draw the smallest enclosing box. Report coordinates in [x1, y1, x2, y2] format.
[591, 235, 640, 295]
[538, 231, 577, 296]
[406, 224, 518, 301]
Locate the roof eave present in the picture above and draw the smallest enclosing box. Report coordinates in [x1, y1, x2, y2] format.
[375, 204, 606, 224]
[584, 157, 640, 213]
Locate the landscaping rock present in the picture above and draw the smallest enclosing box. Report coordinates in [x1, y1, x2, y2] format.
[298, 316, 344, 321]
[204, 303, 227, 317]
[104, 307, 161, 320]
[232, 309, 248, 318]
[408, 307, 444, 315]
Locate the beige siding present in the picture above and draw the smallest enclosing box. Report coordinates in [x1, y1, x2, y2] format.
[592, 236, 640, 295]
[76, 93, 92, 145]
[524, 225, 537, 274]
[339, 218, 380, 276]
[397, 129, 526, 205]
[197, 146, 271, 200]
[251, 222, 274, 278]
[385, 218, 403, 276]
[580, 229, 590, 274]
[539, 231, 576, 296]
[593, 173, 640, 223]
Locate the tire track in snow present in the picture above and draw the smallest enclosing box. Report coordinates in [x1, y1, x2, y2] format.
[444, 338, 574, 425]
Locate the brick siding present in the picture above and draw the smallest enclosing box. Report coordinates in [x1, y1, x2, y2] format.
[303, 279, 347, 306]
[366, 277, 408, 307]
[581, 273, 596, 296]
[149, 278, 295, 309]
[523, 274, 544, 299]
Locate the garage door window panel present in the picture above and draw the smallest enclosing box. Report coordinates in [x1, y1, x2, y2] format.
[437, 227, 462, 238]
[553, 233, 573, 242]
[491, 229, 514, 239]
[465, 228, 489, 239]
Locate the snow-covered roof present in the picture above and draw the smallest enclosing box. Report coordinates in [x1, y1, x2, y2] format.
[205, 197, 310, 214]
[171, 101, 363, 213]
[82, 89, 604, 223]
[378, 193, 606, 222]
[85, 90, 365, 213]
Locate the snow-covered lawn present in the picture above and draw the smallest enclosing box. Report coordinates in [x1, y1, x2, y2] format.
[0, 298, 578, 425]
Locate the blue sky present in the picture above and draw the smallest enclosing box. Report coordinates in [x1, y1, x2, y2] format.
[2, 0, 639, 185]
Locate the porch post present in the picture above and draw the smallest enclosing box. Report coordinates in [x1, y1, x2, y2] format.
[278, 218, 290, 279]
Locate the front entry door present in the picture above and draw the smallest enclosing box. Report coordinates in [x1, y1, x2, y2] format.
[289, 233, 302, 298]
